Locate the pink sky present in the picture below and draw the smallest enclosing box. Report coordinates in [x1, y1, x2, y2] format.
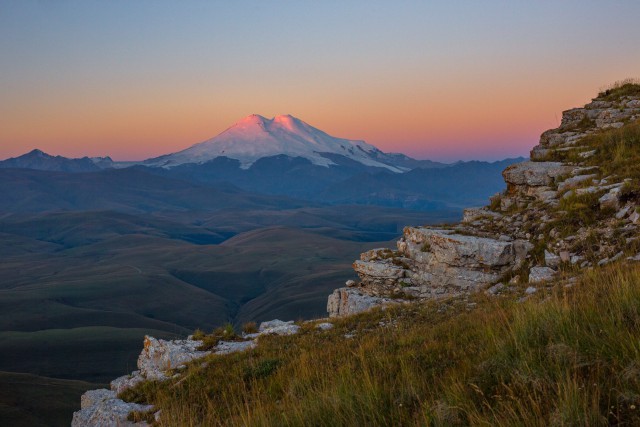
[1, 2, 639, 162]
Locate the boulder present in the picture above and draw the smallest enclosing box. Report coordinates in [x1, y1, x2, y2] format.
[402, 228, 525, 268]
[353, 260, 406, 280]
[316, 322, 334, 331]
[214, 340, 257, 355]
[544, 250, 561, 269]
[137, 336, 211, 381]
[503, 161, 572, 188]
[110, 371, 144, 396]
[72, 389, 153, 427]
[258, 319, 301, 336]
[327, 288, 395, 317]
[599, 188, 621, 210]
[529, 266, 556, 283]
[557, 174, 597, 192]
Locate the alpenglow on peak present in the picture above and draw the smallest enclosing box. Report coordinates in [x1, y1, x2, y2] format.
[142, 114, 407, 172]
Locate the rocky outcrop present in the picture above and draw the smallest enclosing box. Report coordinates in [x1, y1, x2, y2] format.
[328, 89, 640, 318]
[71, 389, 153, 427]
[327, 288, 397, 317]
[328, 229, 532, 317]
[75, 317, 308, 426]
[138, 336, 211, 381]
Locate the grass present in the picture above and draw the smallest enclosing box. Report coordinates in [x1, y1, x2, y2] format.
[582, 121, 640, 182]
[597, 80, 640, 101]
[121, 262, 640, 426]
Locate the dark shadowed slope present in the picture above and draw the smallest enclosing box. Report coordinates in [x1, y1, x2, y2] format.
[0, 168, 306, 213]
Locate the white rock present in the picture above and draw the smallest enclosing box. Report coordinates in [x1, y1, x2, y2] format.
[578, 150, 596, 159]
[110, 371, 144, 395]
[616, 205, 631, 219]
[72, 389, 153, 427]
[599, 189, 620, 210]
[137, 336, 211, 381]
[353, 260, 407, 279]
[529, 266, 556, 283]
[525, 286, 537, 294]
[502, 161, 572, 187]
[214, 340, 257, 355]
[486, 283, 505, 295]
[557, 174, 598, 192]
[544, 250, 561, 269]
[316, 322, 334, 331]
[327, 288, 396, 317]
[258, 319, 301, 336]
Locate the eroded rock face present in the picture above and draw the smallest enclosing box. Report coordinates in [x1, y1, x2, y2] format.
[502, 161, 573, 192]
[138, 336, 211, 381]
[354, 228, 530, 298]
[331, 227, 533, 315]
[110, 371, 145, 396]
[72, 389, 153, 427]
[329, 93, 640, 318]
[327, 288, 396, 317]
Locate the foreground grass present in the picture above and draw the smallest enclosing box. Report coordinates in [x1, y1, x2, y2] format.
[123, 264, 640, 426]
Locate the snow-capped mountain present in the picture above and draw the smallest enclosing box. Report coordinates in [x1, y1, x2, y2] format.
[143, 114, 409, 172]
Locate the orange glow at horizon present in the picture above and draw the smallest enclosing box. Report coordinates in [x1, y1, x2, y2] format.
[0, 76, 601, 162]
[2, 2, 640, 163]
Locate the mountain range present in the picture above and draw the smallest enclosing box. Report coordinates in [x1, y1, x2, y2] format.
[0, 114, 523, 210]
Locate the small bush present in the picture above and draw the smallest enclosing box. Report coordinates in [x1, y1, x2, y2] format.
[420, 242, 431, 252]
[196, 323, 240, 351]
[191, 328, 206, 341]
[242, 321, 258, 334]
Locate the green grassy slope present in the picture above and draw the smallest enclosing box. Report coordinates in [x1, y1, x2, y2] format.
[123, 263, 640, 426]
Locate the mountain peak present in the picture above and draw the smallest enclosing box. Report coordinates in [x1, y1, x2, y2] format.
[27, 149, 48, 157]
[144, 114, 407, 172]
[235, 114, 269, 126]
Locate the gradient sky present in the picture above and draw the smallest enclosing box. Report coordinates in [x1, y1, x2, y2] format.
[1, 1, 640, 162]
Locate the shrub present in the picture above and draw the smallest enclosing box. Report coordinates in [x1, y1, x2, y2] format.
[242, 321, 258, 334]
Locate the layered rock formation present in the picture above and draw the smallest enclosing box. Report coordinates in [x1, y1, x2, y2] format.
[328, 90, 640, 317]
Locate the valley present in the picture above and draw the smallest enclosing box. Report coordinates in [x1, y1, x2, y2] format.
[0, 115, 512, 425]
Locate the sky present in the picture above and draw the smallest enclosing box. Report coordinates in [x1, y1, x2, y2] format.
[1, 1, 640, 162]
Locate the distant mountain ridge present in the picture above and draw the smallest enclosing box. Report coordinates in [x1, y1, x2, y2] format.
[0, 115, 525, 211]
[0, 149, 108, 173]
[141, 114, 425, 172]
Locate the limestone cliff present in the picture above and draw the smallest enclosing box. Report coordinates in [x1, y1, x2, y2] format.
[328, 88, 640, 317]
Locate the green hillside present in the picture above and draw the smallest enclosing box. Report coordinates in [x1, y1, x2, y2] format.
[121, 263, 640, 426]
